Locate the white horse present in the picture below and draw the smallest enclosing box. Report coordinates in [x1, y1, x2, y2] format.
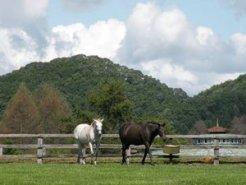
[73, 119, 103, 165]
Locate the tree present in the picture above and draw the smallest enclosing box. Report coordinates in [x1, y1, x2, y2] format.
[188, 120, 207, 135]
[1, 83, 39, 133]
[230, 115, 246, 134]
[34, 84, 72, 133]
[86, 80, 132, 131]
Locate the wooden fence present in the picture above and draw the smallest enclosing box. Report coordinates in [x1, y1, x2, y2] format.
[0, 134, 246, 165]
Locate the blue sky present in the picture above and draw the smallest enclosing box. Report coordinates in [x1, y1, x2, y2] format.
[48, 0, 246, 38]
[0, 0, 246, 95]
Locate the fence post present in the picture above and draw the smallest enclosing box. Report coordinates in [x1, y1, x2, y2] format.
[213, 138, 219, 165]
[37, 137, 43, 164]
[0, 147, 3, 157]
[126, 147, 131, 165]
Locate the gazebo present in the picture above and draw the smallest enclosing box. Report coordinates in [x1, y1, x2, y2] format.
[207, 121, 229, 134]
[193, 120, 243, 145]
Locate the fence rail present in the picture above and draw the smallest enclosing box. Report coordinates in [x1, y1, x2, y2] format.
[0, 134, 246, 165]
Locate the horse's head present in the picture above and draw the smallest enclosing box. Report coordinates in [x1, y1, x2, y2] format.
[157, 123, 166, 140]
[92, 119, 103, 136]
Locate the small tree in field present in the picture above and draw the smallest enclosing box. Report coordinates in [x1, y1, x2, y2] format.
[1, 83, 39, 133]
[188, 120, 207, 135]
[34, 84, 72, 133]
[86, 80, 132, 131]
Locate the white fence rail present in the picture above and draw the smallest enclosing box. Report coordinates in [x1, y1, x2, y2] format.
[0, 134, 246, 165]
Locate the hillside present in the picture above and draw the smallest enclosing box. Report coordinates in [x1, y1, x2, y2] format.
[191, 74, 246, 128]
[0, 55, 192, 133]
[0, 54, 245, 133]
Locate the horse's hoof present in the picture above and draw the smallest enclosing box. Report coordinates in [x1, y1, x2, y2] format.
[80, 160, 86, 165]
[94, 161, 97, 165]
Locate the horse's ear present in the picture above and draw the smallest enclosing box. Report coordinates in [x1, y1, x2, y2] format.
[92, 120, 96, 127]
[101, 118, 104, 122]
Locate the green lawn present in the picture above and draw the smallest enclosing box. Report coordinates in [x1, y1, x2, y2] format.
[0, 163, 246, 185]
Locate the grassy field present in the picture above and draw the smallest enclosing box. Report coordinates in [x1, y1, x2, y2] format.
[0, 163, 246, 185]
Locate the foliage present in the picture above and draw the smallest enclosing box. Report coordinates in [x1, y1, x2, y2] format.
[2, 140, 22, 155]
[230, 115, 246, 135]
[191, 75, 246, 128]
[1, 83, 39, 133]
[0, 54, 246, 134]
[34, 84, 72, 133]
[86, 79, 132, 131]
[0, 55, 188, 133]
[188, 120, 208, 135]
[0, 83, 72, 134]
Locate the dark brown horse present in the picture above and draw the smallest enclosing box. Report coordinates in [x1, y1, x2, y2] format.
[119, 122, 165, 165]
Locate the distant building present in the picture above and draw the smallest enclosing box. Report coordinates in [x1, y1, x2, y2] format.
[207, 122, 229, 134]
[193, 120, 243, 145]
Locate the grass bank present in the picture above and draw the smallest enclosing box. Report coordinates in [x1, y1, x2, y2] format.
[0, 163, 246, 185]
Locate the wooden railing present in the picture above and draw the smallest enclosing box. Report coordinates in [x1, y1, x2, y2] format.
[0, 134, 246, 165]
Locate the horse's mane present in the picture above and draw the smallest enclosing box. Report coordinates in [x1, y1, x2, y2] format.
[145, 121, 160, 125]
[145, 121, 165, 127]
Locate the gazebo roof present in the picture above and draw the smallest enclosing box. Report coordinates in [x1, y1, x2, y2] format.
[207, 120, 229, 133]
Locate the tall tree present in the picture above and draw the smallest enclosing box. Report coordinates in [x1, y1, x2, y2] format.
[230, 115, 246, 134]
[188, 120, 207, 135]
[86, 80, 132, 131]
[35, 84, 72, 133]
[1, 83, 39, 133]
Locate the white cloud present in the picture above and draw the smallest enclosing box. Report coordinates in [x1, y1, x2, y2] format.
[44, 19, 126, 61]
[141, 59, 198, 95]
[231, 33, 246, 55]
[0, 18, 126, 75]
[117, 2, 246, 95]
[0, 0, 48, 75]
[118, 3, 197, 65]
[0, 0, 125, 75]
[195, 27, 216, 46]
[60, 0, 107, 12]
[141, 59, 197, 83]
[0, 0, 48, 52]
[0, 28, 40, 74]
[0, 0, 48, 25]
[23, 0, 48, 19]
[220, 0, 246, 16]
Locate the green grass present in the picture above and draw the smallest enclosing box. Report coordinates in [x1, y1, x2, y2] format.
[0, 163, 246, 185]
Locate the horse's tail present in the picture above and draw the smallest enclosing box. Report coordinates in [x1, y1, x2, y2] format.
[73, 125, 80, 139]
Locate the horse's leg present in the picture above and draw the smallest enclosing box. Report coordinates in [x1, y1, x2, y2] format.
[81, 146, 86, 165]
[78, 143, 86, 164]
[121, 144, 126, 164]
[88, 142, 94, 164]
[148, 147, 153, 165]
[142, 143, 150, 165]
[122, 144, 130, 165]
[77, 142, 82, 164]
[94, 142, 100, 165]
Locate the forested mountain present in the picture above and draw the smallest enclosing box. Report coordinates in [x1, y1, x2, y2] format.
[191, 75, 246, 128]
[0, 54, 245, 133]
[0, 55, 190, 133]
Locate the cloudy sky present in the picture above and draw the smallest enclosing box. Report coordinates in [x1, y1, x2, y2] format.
[0, 0, 246, 96]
